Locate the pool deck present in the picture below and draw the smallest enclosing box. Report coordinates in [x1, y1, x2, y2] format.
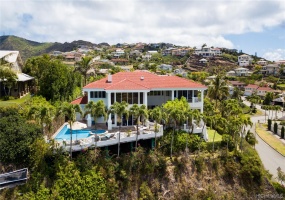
[53, 122, 163, 152]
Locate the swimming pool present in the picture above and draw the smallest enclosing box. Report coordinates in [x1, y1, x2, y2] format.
[55, 125, 106, 141]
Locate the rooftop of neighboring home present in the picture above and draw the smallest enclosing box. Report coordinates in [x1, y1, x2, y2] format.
[229, 81, 246, 86]
[257, 87, 275, 92]
[71, 95, 88, 105]
[83, 70, 207, 90]
[245, 84, 259, 89]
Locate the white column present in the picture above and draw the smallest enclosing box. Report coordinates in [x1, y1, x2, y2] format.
[87, 114, 92, 127]
[171, 90, 175, 100]
[201, 90, 204, 113]
[87, 90, 92, 127]
[144, 92, 148, 106]
[106, 92, 112, 130]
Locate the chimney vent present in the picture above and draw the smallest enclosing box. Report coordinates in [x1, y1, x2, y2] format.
[107, 74, 112, 83]
[140, 76, 144, 80]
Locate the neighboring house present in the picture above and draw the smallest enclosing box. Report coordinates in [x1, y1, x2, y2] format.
[199, 58, 207, 64]
[238, 54, 253, 66]
[261, 64, 280, 76]
[229, 81, 246, 89]
[112, 49, 125, 58]
[129, 50, 142, 57]
[277, 60, 285, 66]
[172, 48, 191, 56]
[194, 46, 222, 57]
[257, 59, 268, 66]
[162, 48, 176, 56]
[256, 87, 275, 97]
[63, 51, 83, 62]
[273, 96, 285, 106]
[0, 51, 34, 98]
[226, 67, 251, 77]
[111, 59, 128, 65]
[72, 70, 207, 131]
[142, 53, 152, 61]
[133, 43, 145, 51]
[158, 64, 173, 71]
[244, 84, 259, 96]
[147, 50, 158, 55]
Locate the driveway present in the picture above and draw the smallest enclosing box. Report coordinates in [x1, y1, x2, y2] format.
[243, 99, 285, 180]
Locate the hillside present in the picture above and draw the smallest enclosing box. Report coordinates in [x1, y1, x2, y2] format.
[0, 35, 96, 61]
[185, 54, 239, 73]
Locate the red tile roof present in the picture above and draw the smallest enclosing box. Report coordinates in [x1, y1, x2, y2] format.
[245, 84, 259, 89]
[257, 87, 274, 91]
[84, 71, 207, 90]
[71, 95, 88, 104]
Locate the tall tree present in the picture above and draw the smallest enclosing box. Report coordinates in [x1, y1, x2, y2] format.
[28, 105, 55, 135]
[149, 106, 162, 149]
[129, 104, 148, 149]
[84, 100, 107, 130]
[207, 75, 229, 109]
[75, 56, 93, 86]
[108, 101, 129, 157]
[57, 103, 83, 160]
[163, 97, 189, 159]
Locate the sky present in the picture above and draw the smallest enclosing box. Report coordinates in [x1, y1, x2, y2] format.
[0, 0, 285, 61]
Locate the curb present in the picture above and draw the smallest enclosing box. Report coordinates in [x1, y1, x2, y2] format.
[255, 127, 285, 157]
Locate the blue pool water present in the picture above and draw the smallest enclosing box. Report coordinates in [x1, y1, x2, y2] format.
[55, 125, 106, 141]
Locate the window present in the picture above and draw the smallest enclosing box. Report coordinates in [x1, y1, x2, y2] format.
[133, 93, 138, 104]
[128, 93, 133, 104]
[90, 91, 106, 98]
[111, 93, 114, 104]
[140, 92, 143, 104]
[116, 93, 122, 103]
[122, 93, 128, 102]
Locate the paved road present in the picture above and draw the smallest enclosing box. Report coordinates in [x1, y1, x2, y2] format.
[243, 99, 285, 180]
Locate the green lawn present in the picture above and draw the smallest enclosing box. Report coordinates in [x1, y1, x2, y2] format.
[207, 128, 222, 142]
[0, 94, 31, 107]
[256, 125, 285, 156]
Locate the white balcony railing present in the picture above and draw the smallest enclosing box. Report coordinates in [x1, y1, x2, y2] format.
[54, 123, 163, 152]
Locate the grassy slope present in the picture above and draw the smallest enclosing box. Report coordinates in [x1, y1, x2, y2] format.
[0, 94, 31, 107]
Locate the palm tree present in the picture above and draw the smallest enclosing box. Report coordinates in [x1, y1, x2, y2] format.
[75, 56, 93, 86]
[28, 105, 55, 135]
[240, 115, 252, 152]
[84, 100, 107, 130]
[108, 101, 129, 157]
[149, 106, 162, 149]
[58, 103, 83, 160]
[207, 75, 229, 109]
[129, 104, 148, 150]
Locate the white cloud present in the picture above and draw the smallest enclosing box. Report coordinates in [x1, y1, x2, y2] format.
[0, 0, 285, 49]
[263, 49, 285, 61]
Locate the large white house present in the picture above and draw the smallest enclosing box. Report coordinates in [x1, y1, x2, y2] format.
[194, 46, 222, 57]
[238, 54, 253, 66]
[72, 70, 207, 130]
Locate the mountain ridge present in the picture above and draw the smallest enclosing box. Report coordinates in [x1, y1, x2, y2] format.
[0, 35, 97, 61]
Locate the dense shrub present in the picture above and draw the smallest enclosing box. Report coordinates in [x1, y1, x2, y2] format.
[268, 119, 272, 130]
[221, 135, 235, 152]
[281, 126, 285, 139]
[274, 122, 278, 134]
